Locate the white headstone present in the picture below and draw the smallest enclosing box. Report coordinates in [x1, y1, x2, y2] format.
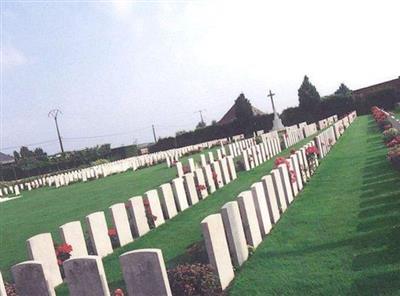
[109, 203, 134, 247]
[183, 173, 199, 205]
[144, 190, 165, 228]
[59, 221, 88, 257]
[251, 182, 272, 236]
[271, 169, 287, 213]
[127, 196, 150, 237]
[237, 191, 262, 248]
[278, 164, 294, 205]
[194, 168, 208, 199]
[261, 175, 280, 224]
[220, 201, 248, 267]
[158, 183, 178, 219]
[202, 165, 216, 193]
[201, 214, 234, 290]
[85, 212, 113, 257]
[171, 178, 189, 211]
[26, 233, 62, 288]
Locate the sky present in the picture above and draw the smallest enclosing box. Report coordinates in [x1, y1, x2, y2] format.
[1, 0, 400, 155]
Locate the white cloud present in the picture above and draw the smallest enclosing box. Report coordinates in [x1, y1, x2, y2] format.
[1, 45, 28, 69]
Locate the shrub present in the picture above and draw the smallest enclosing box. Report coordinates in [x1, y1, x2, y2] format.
[167, 263, 223, 296]
[388, 145, 400, 170]
[383, 128, 400, 143]
[5, 282, 17, 296]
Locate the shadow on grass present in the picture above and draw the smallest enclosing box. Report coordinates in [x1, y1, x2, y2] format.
[351, 120, 400, 295]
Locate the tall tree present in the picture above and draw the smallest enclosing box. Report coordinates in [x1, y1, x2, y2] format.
[298, 75, 321, 121]
[334, 83, 352, 96]
[234, 93, 253, 131]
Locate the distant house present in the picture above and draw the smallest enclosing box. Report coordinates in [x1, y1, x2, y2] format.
[217, 104, 265, 126]
[353, 76, 400, 98]
[0, 152, 14, 165]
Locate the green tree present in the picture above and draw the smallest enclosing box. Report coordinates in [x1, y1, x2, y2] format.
[334, 83, 352, 96]
[234, 93, 253, 132]
[298, 75, 321, 121]
[196, 121, 206, 129]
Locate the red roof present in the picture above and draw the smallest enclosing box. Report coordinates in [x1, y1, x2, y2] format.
[218, 104, 265, 125]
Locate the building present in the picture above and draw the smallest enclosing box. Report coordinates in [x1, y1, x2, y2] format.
[353, 76, 400, 98]
[217, 103, 265, 126]
[0, 152, 14, 165]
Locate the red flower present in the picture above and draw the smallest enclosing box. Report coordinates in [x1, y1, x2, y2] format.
[114, 288, 125, 296]
[306, 146, 319, 156]
[196, 184, 206, 191]
[108, 228, 117, 237]
[387, 136, 400, 148]
[56, 243, 73, 255]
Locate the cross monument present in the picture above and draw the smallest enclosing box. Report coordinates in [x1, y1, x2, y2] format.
[268, 90, 285, 130]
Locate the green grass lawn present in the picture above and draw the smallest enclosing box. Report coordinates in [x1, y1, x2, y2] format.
[55, 133, 321, 295]
[229, 115, 400, 295]
[0, 146, 218, 281]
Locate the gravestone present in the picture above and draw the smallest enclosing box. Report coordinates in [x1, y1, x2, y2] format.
[251, 182, 272, 236]
[193, 168, 208, 199]
[211, 161, 224, 189]
[64, 256, 110, 296]
[0, 271, 7, 296]
[127, 196, 150, 237]
[219, 158, 231, 184]
[290, 154, 303, 191]
[183, 173, 199, 205]
[188, 158, 196, 172]
[241, 150, 251, 171]
[86, 212, 113, 257]
[202, 165, 216, 193]
[158, 183, 178, 219]
[26, 233, 62, 288]
[208, 151, 214, 163]
[220, 201, 248, 267]
[271, 169, 287, 212]
[237, 191, 262, 248]
[59, 221, 88, 257]
[261, 175, 280, 224]
[144, 190, 165, 228]
[171, 177, 189, 211]
[109, 203, 134, 246]
[200, 154, 207, 167]
[176, 162, 184, 177]
[12, 261, 55, 296]
[226, 156, 237, 180]
[278, 164, 294, 205]
[120, 249, 172, 296]
[201, 214, 234, 290]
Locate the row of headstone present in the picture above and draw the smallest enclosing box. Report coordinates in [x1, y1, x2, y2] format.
[240, 137, 281, 171]
[282, 125, 305, 148]
[7, 154, 239, 293]
[3, 134, 232, 197]
[9, 248, 172, 296]
[199, 113, 357, 290]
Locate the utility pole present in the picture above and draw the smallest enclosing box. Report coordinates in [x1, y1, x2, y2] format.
[194, 109, 206, 125]
[152, 124, 157, 143]
[48, 109, 65, 153]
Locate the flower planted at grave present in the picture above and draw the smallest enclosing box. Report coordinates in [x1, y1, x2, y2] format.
[388, 145, 400, 171]
[274, 157, 296, 184]
[167, 263, 223, 296]
[108, 228, 120, 249]
[383, 128, 400, 144]
[55, 243, 73, 278]
[195, 184, 206, 196]
[182, 165, 191, 174]
[113, 288, 125, 296]
[305, 146, 319, 174]
[212, 170, 221, 185]
[4, 282, 17, 296]
[143, 199, 157, 229]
